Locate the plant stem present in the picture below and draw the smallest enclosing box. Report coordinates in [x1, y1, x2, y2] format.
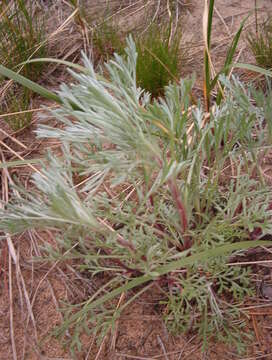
[168, 178, 191, 249]
[255, 0, 258, 36]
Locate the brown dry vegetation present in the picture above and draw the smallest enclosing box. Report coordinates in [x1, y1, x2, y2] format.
[1, 1, 272, 359]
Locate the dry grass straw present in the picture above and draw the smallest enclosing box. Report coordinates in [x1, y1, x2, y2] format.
[0, 128, 80, 357]
[81, 0, 186, 41]
[0, 150, 39, 358]
[43, 6, 84, 62]
[0, 140, 42, 175]
[0, 20, 70, 341]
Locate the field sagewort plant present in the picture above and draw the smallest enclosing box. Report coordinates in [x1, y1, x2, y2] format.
[1, 37, 272, 354]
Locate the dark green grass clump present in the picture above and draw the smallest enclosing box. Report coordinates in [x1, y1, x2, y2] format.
[136, 25, 181, 97]
[0, 0, 47, 130]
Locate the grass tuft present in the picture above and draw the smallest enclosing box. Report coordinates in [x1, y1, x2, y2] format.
[92, 21, 125, 64]
[0, 0, 46, 80]
[1, 88, 32, 131]
[0, 0, 47, 130]
[247, 16, 272, 69]
[136, 24, 180, 97]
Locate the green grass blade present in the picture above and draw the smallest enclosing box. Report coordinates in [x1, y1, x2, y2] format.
[0, 158, 43, 169]
[19, 58, 108, 83]
[17, 0, 33, 32]
[0, 64, 83, 110]
[215, 15, 249, 104]
[18, 58, 90, 74]
[62, 240, 271, 327]
[207, 0, 215, 48]
[203, 0, 215, 111]
[210, 61, 272, 92]
[233, 62, 272, 77]
[0, 64, 62, 104]
[223, 16, 249, 70]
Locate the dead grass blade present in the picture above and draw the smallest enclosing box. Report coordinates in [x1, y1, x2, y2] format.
[0, 139, 43, 175]
[8, 252, 17, 360]
[1, 150, 39, 358]
[0, 128, 27, 149]
[2, 160, 38, 328]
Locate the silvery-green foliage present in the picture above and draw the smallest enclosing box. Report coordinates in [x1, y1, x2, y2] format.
[1, 37, 272, 354]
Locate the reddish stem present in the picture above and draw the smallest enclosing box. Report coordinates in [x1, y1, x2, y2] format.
[103, 247, 142, 275]
[168, 178, 191, 249]
[116, 235, 136, 253]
